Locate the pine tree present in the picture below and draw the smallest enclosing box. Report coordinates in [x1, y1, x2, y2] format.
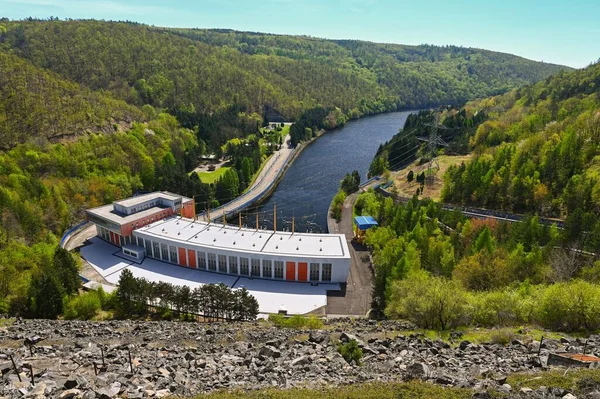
[53, 246, 80, 295]
[28, 269, 64, 319]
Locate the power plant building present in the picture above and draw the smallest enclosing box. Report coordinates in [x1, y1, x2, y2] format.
[86, 192, 350, 283]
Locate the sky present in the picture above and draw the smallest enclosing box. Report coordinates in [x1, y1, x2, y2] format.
[1, 0, 599, 68]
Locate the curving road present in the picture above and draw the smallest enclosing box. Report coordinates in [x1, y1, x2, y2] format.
[199, 135, 294, 222]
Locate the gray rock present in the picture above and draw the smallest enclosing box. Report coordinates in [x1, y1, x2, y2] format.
[259, 345, 282, 359]
[407, 362, 430, 379]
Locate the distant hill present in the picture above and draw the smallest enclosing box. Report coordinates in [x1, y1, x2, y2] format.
[0, 20, 570, 130]
[0, 52, 144, 148]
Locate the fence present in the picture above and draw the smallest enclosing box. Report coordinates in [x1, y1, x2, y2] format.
[59, 220, 90, 248]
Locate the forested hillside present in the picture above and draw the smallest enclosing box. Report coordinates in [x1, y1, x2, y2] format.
[441, 62, 600, 242]
[170, 28, 569, 107]
[362, 61, 600, 331]
[0, 20, 569, 149]
[0, 52, 143, 148]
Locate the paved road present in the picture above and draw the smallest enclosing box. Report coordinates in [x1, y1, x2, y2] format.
[200, 135, 294, 221]
[65, 223, 114, 285]
[326, 192, 373, 316]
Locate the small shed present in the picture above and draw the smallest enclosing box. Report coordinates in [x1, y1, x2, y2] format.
[353, 216, 379, 243]
[354, 216, 379, 230]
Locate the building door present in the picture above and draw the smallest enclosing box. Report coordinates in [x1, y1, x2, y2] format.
[297, 262, 308, 281]
[286, 261, 296, 281]
[187, 249, 197, 268]
[178, 248, 187, 267]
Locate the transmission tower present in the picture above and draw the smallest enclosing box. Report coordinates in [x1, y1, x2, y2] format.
[423, 113, 450, 186]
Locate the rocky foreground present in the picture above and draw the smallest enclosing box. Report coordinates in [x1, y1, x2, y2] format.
[0, 318, 599, 398]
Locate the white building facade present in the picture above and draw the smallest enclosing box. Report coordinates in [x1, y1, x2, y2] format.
[108, 216, 351, 284]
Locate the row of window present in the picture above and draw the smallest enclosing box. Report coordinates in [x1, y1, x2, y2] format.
[98, 227, 334, 282]
[137, 234, 332, 282]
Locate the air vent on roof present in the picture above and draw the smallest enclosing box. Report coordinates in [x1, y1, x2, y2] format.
[275, 245, 278, 249]
[252, 243, 255, 247]
[176, 222, 179, 225]
[177, 232, 180, 235]
[296, 246, 299, 250]
[320, 248, 322, 252]
[259, 235, 261, 238]
[241, 233, 244, 236]
[162, 228, 165, 232]
[213, 238, 216, 242]
[224, 231, 226, 234]
[319, 238, 322, 242]
[195, 236, 198, 239]
[280, 237, 283, 240]
[299, 238, 302, 241]
[233, 241, 236, 245]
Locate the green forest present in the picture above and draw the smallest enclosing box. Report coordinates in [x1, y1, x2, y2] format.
[363, 60, 600, 331]
[0, 17, 577, 320]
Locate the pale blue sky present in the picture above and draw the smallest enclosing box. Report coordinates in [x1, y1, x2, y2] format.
[1, 0, 598, 68]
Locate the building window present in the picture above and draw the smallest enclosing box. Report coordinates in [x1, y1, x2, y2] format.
[208, 253, 217, 271]
[152, 241, 159, 258]
[274, 261, 284, 279]
[322, 263, 332, 282]
[251, 259, 261, 277]
[198, 251, 206, 269]
[310, 263, 320, 281]
[229, 256, 238, 274]
[145, 239, 151, 251]
[218, 254, 227, 273]
[262, 260, 272, 278]
[161, 243, 168, 261]
[169, 246, 177, 263]
[240, 257, 249, 275]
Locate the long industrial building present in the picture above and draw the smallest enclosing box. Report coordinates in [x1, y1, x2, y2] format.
[86, 192, 350, 283]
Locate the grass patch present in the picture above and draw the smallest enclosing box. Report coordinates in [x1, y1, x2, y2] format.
[196, 166, 231, 184]
[268, 314, 324, 329]
[195, 381, 472, 398]
[0, 318, 15, 327]
[508, 368, 600, 394]
[397, 326, 567, 346]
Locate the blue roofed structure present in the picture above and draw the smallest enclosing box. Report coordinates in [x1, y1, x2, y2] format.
[354, 216, 378, 231]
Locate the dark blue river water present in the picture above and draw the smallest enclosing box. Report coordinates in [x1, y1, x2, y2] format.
[251, 111, 413, 232]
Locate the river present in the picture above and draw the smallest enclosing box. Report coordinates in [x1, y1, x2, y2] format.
[247, 111, 413, 233]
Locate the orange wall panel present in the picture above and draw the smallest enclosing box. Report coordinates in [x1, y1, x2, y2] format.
[286, 261, 296, 281]
[297, 262, 308, 282]
[182, 202, 195, 218]
[187, 249, 197, 268]
[178, 247, 187, 267]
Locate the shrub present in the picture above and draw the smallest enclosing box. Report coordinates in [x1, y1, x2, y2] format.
[63, 291, 101, 320]
[534, 280, 600, 331]
[339, 339, 362, 365]
[386, 272, 468, 330]
[489, 328, 517, 345]
[330, 190, 346, 222]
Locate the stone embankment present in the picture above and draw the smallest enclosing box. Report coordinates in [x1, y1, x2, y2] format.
[1, 318, 599, 398]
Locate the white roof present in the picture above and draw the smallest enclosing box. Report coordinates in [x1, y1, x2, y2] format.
[135, 217, 349, 258]
[114, 191, 190, 207]
[80, 237, 338, 315]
